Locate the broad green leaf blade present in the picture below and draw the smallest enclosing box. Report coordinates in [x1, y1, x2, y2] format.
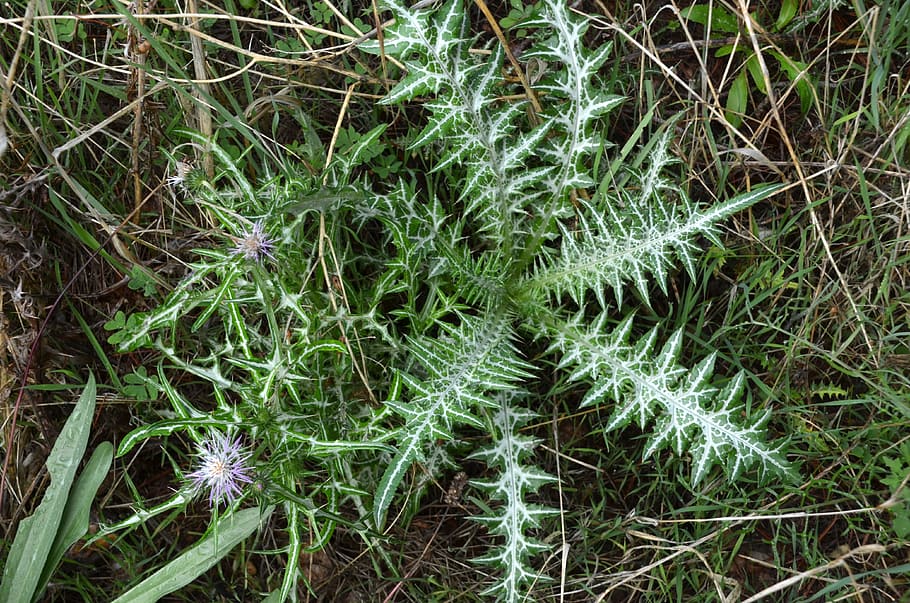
[746, 55, 767, 94]
[680, 4, 740, 33]
[262, 589, 285, 603]
[775, 0, 798, 30]
[110, 506, 273, 603]
[726, 71, 749, 128]
[38, 441, 114, 593]
[0, 374, 97, 603]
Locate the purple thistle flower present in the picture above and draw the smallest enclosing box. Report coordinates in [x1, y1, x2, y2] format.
[188, 431, 254, 507]
[233, 221, 275, 262]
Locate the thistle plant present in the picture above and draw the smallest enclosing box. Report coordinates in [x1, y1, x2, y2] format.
[104, 0, 794, 599]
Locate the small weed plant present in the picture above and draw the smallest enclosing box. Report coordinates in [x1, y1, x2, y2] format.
[105, 0, 794, 599]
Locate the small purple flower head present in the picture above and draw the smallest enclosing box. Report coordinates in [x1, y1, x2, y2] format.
[233, 221, 275, 262]
[188, 431, 254, 507]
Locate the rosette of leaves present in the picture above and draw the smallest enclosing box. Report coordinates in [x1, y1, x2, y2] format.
[106, 0, 795, 599]
[359, 0, 793, 599]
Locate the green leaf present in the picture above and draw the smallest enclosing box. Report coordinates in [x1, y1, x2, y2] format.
[117, 417, 227, 457]
[39, 441, 114, 592]
[54, 18, 77, 43]
[96, 491, 191, 535]
[775, 0, 798, 30]
[105, 310, 152, 351]
[771, 51, 813, 113]
[373, 443, 420, 529]
[0, 374, 97, 603]
[680, 5, 740, 33]
[832, 110, 862, 128]
[110, 506, 273, 603]
[745, 55, 767, 94]
[103, 310, 126, 331]
[726, 71, 749, 128]
[122, 366, 160, 401]
[893, 513, 910, 539]
[714, 44, 736, 58]
[128, 264, 158, 298]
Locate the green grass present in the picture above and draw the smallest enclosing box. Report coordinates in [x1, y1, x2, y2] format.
[2, 0, 909, 600]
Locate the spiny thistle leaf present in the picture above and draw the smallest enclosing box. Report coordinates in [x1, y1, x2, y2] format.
[527, 173, 784, 307]
[367, 0, 793, 592]
[369, 0, 557, 244]
[374, 313, 533, 528]
[520, 1, 625, 254]
[470, 395, 556, 602]
[552, 314, 793, 483]
[364, 0, 470, 104]
[354, 180, 455, 286]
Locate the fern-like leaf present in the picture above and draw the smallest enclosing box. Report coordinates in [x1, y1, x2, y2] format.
[552, 314, 792, 483]
[520, 0, 625, 258]
[367, 0, 553, 246]
[374, 313, 532, 527]
[527, 174, 784, 307]
[470, 394, 556, 602]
